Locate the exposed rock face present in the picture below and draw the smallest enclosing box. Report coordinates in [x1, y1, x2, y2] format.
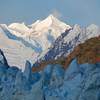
[32, 36, 100, 71]
[34, 24, 100, 64]
[0, 49, 8, 66]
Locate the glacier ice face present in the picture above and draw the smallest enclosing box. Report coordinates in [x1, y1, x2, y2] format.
[0, 50, 100, 100]
[78, 63, 100, 100]
[42, 59, 100, 100]
[23, 61, 32, 81]
[64, 58, 79, 80]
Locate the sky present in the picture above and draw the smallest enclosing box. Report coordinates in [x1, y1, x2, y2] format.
[0, 0, 100, 26]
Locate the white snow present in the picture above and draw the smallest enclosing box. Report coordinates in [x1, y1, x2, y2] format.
[64, 24, 100, 44]
[8, 22, 31, 37]
[0, 25, 38, 71]
[0, 15, 71, 70]
[7, 15, 71, 52]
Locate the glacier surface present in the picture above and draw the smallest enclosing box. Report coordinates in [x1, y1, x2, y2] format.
[0, 49, 100, 100]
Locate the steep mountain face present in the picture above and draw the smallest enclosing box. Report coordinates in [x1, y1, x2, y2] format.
[32, 36, 100, 72]
[8, 15, 71, 52]
[0, 22, 100, 100]
[0, 25, 37, 70]
[0, 15, 71, 70]
[35, 24, 100, 64]
[0, 49, 100, 100]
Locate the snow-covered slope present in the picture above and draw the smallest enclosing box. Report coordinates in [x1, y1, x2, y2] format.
[35, 24, 100, 64]
[8, 22, 30, 37]
[8, 15, 71, 52]
[0, 25, 38, 71]
[0, 15, 71, 70]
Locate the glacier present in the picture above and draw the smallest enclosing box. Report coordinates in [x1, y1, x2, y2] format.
[0, 49, 100, 100]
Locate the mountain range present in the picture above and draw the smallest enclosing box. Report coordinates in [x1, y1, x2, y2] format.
[0, 15, 71, 70]
[33, 24, 100, 66]
[0, 15, 100, 71]
[0, 14, 100, 100]
[32, 36, 100, 72]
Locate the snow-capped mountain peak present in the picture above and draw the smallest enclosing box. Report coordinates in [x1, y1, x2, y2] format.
[0, 15, 71, 69]
[7, 15, 71, 52]
[30, 14, 71, 34]
[35, 24, 100, 64]
[34, 15, 53, 31]
[8, 22, 31, 37]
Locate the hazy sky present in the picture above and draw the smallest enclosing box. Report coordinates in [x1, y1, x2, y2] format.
[0, 0, 99, 26]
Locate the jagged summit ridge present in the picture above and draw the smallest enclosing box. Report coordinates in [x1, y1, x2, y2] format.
[8, 22, 30, 37]
[7, 15, 71, 52]
[8, 15, 71, 37]
[34, 24, 100, 66]
[0, 15, 71, 70]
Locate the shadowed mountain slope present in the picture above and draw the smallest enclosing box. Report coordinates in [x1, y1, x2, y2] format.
[32, 36, 100, 72]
